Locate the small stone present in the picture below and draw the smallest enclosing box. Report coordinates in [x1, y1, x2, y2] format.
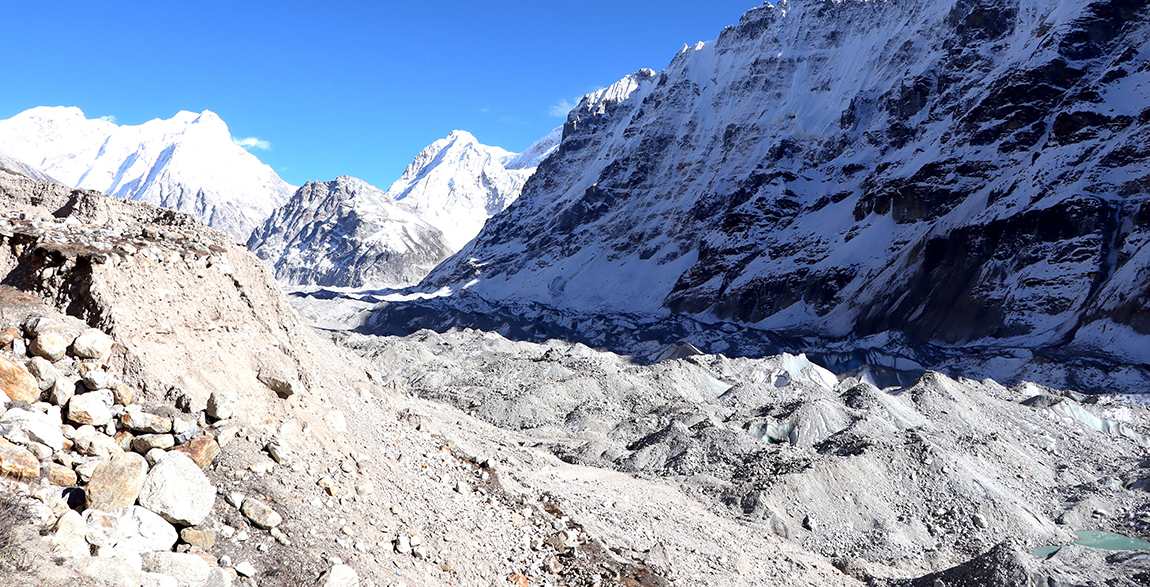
[137, 451, 215, 526]
[0, 326, 18, 349]
[972, 514, 989, 529]
[72, 329, 114, 359]
[133, 433, 176, 453]
[318, 476, 337, 495]
[122, 410, 172, 434]
[145, 448, 167, 466]
[30, 332, 68, 362]
[441, 560, 456, 572]
[240, 497, 282, 529]
[318, 564, 358, 587]
[355, 482, 374, 496]
[226, 492, 245, 508]
[507, 573, 529, 587]
[206, 389, 238, 421]
[270, 526, 290, 545]
[26, 356, 59, 391]
[234, 561, 257, 577]
[86, 452, 149, 512]
[68, 391, 114, 426]
[0, 437, 40, 478]
[114, 429, 134, 450]
[394, 534, 411, 555]
[266, 438, 291, 464]
[0, 354, 40, 402]
[112, 383, 133, 406]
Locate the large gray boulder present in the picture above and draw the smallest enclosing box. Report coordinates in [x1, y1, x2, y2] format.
[137, 452, 214, 526]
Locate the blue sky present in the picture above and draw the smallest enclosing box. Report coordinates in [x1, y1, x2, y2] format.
[1, 1, 759, 188]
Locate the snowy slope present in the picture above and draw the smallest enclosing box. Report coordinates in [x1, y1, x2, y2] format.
[384, 129, 560, 250]
[0, 148, 59, 184]
[422, 0, 1150, 366]
[247, 176, 451, 289]
[0, 107, 294, 241]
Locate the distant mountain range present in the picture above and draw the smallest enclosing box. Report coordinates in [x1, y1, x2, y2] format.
[0, 106, 294, 241]
[245, 128, 560, 289]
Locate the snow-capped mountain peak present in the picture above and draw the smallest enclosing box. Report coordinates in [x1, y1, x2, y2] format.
[0, 106, 294, 241]
[384, 129, 560, 250]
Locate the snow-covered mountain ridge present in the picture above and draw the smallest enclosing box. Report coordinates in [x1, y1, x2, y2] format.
[0, 106, 294, 241]
[248, 129, 560, 289]
[246, 175, 452, 289]
[383, 129, 560, 250]
[417, 0, 1150, 387]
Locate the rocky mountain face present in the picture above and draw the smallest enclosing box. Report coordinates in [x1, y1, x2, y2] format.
[0, 107, 295, 242]
[422, 0, 1150, 386]
[384, 129, 560, 250]
[248, 130, 560, 289]
[246, 176, 452, 289]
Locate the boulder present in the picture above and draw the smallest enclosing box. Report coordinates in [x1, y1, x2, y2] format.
[141, 551, 212, 587]
[29, 332, 68, 362]
[45, 462, 79, 486]
[0, 437, 40, 478]
[74, 432, 125, 458]
[73, 329, 115, 359]
[49, 375, 80, 406]
[205, 389, 237, 421]
[142, 572, 179, 587]
[240, 497, 282, 529]
[257, 368, 296, 398]
[86, 453, 149, 512]
[318, 564, 359, 587]
[115, 505, 179, 557]
[137, 452, 215, 526]
[26, 356, 59, 390]
[82, 368, 116, 391]
[173, 435, 220, 469]
[133, 434, 176, 453]
[51, 509, 91, 558]
[179, 528, 216, 550]
[121, 410, 172, 434]
[84, 509, 123, 549]
[0, 407, 66, 451]
[71, 556, 144, 587]
[0, 354, 39, 402]
[68, 391, 114, 426]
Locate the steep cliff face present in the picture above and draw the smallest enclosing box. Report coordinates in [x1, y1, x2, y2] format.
[424, 0, 1150, 366]
[247, 176, 451, 289]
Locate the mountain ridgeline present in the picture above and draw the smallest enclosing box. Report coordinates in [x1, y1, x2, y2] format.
[0, 107, 294, 242]
[417, 0, 1150, 382]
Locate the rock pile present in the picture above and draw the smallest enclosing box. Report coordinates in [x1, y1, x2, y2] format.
[0, 320, 283, 587]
